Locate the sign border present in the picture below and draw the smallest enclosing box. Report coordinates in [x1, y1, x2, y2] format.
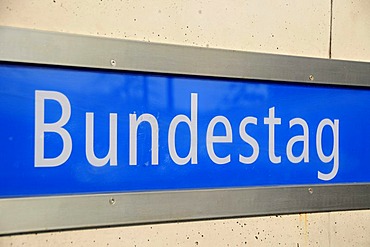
[1, 184, 369, 235]
[1, 26, 370, 87]
[0, 26, 369, 235]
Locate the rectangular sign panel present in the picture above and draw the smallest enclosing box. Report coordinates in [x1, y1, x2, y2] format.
[0, 62, 369, 198]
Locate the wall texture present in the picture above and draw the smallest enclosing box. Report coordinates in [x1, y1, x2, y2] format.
[0, 0, 331, 57]
[1, 211, 369, 246]
[0, 0, 369, 246]
[331, 0, 370, 62]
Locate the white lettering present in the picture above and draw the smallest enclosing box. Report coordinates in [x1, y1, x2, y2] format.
[286, 118, 309, 163]
[35, 90, 72, 167]
[168, 93, 198, 165]
[239, 117, 259, 164]
[206, 116, 233, 164]
[86, 113, 118, 167]
[264, 107, 281, 164]
[129, 113, 159, 165]
[316, 119, 339, 181]
[33, 91, 342, 181]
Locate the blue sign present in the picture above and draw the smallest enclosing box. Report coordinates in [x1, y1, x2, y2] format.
[0, 63, 369, 197]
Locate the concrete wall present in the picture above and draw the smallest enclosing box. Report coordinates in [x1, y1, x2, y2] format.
[0, 0, 369, 246]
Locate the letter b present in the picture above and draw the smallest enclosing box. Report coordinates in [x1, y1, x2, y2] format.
[35, 90, 72, 167]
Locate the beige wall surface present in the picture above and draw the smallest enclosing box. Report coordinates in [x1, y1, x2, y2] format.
[0, 211, 369, 247]
[0, 0, 330, 57]
[0, 0, 369, 246]
[331, 0, 370, 62]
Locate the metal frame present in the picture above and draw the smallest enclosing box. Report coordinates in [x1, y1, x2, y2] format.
[1, 26, 370, 87]
[1, 184, 369, 235]
[0, 26, 370, 235]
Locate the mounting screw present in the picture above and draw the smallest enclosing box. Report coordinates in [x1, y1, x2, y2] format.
[110, 59, 116, 67]
[309, 74, 314, 81]
[109, 197, 116, 205]
[308, 188, 313, 194]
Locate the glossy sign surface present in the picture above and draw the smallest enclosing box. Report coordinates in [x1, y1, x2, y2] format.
[0, 63, 369, 197]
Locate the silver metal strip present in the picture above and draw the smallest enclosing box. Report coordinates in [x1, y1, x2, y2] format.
[0, 184, 369, 235]
[0, 26, 370, 87]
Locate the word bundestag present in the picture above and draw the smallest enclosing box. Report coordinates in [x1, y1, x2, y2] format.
[34, 90, 339, 181]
